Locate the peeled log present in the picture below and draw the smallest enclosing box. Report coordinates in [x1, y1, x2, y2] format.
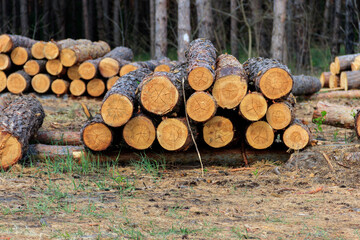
[87, 78, 105, 97]
[0, 54, 11, 70]
[43, 39, 91, 60]
[283, 119, 311, 150]
[31, 74, 54, 94]
[266, 101, 294, 130]
[203, 116, 235, 148]
[292, 75, 321, 96]
[69, 79, 86, 96]
[34, 131, 81, 145]
[60, 41, 111, 67]
[213, 54, 248, 109]
[31, 41, 45, 59]
[156, 118, 194, 151]
[24, 59, 46, 76]
[186, 38, 217, 91]
[46, 59, 65, 76]
[243, 57, 293, 100]
[11, 47, 31, 65]
[313, 101, 358, 129]
[51, 79, 69, 96]
[320, 72, 331, 88]
[0, 95, 45, 169]
[0, 34, 37, 53]
[7, 70, 31, 94]
[334, 53, 360, 74]
[0, 71, 6, 92]
[67, 64, 81, 80]
[246, 121, 274, 150]
[80, 114, 113, 151]
[186, 91, 217, 122]
[340, 71, 360, 91]
[99, 46, 134, 77]
[101, 68, 151, 127]
[123, 114, 156, 150]
[239, 92, 268, 121]
[329, 74, 340, 89]
[119, 60, 160, 76]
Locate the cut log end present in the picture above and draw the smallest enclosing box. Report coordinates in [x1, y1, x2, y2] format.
[99, 58, 120, 78]
[0, 132, 22, 170]
[0, 54, 10, 70]
[46, 60, 63, 76]
[44, 42, 60, 60]
[31, 74, 51, 93]
[51, 79, 69, 95]
[0, 71, 6, 92]
[212, 75, 248, 109]
[0, 34, 12, 53]
[69, 79, 86, 96]
[259, 68, 293, 99]
[140, 75, 179, 115]
[188, 67, 214, 91]
[119, 64, 138, 76]
[87, 78, 105, 97]
[123, 115, 156, 150]
[329, 74, 339, 89]
[7, 72, 29, 94]
[156, 118, 190, 151]
[154, 64, 171, 72]
[67, 65, 81, 80]
[24, 60, 41, 76]
[101, 94, 133, 127]
[239, 93, 268, 121]
[186, 92, 217, 122]
[60, 48, 77, 67]
[203, 116, 234, 148]
[246, 121, 274, 150]
[283, 124, 310, 150]
[31, 42, 45, 59]
[78, 62, 97, 80]
[107, 76, 119, 90]
[82, 122, 112, 151]
[11, 47, 29, 65]
[266, 102, 292, 130]
[330, 62, 337, 75]
[340, 72, 348, 90]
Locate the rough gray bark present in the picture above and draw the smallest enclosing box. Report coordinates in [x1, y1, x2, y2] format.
[20, 0, 28, 36]
[113, 0, 120, 46]
[155, 0, 167, 59]
[195, 0, 214, 42]
[150, 0, 155, 58]
[292, 75, 322, 96]
[331, 0, 342, 59]
[177, 0, 191, 63]
[230, 0, 239, 59]
[271, 0, 287, 62]
[82, 0, 90, 40]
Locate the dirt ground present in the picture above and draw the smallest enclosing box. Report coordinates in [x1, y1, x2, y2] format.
[1, 94, 360, 239]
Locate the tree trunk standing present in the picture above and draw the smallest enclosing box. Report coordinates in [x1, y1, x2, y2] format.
[11, 0, 16, 34]
[53, 0, 66, 39]
[230, 0, 239, 59]
[271, 0, 287, 62]
[195, 0, 214, 43]
[177, 0, 191, 62]
[250, 0, 267, 57]
[294, 0, 309, 70]
[133, 0, 139, 47]
[88, 0, 95, 40]
[321, 0, 331, 39]
[1, 0, 7, 33]
[150, 0, 155, 58]
[154, 0, 167, 59]
[331, 0, 342, 59]
[82, 0, 90, 40]
[42, 0, 50, 40]
[20, 0, 28, 36]
[96, 0, 106, 40]
[345, 0, 355, 54]
[102, 0, 110, 40]
[113, 0, 120, 46]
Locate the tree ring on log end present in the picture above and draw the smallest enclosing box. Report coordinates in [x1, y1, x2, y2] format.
[0, 132, 22, 170]
[60, 49, 77, 67]
[107, 76, 119, 90]
[87, 79, 105, 97]
[154, 64, 171, 72]
[246, 121, 274, 149]
[69, 79, 86, 96]
[78, 62, 97, 80]
[7, 73, 27, 94]
[340, 72, 348, 90]
[188, 67, 214, 91]
[186, 92, 216, 122]
[0, 34, 12, 53]
[31, 74, 51, 93]
[83, 123, 112, 151]
[140, 76, 179, 115]
[51, 79, 68, 95]
[11, 47, 28, 65]
[44, 42, 59, 59]
[99, 58, 120, 77]
[239, 93, 267, 121]
[259, 68, 293, 99]
[24, 60, 40, 76]
[123, 116, 156, 150]
[31, 42, 45, 59]
[120, 64, 138, 76]
[212, 75, 247, 109]
[46, 59, 63, 75]
[0, 54, 10, 70]
[283, 124, 309, 150]
[203, 116, 234, 148]
[101, 94, 133, 127]
[0, 71, 6, 92]
[157, 118, 188, 151]
[266, 103, 292, 130]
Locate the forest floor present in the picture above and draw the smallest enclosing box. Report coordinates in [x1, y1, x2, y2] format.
[0, 94, 360, 239]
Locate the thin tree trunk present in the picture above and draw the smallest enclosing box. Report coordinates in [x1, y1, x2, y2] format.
[53, 0, 66, 39]
[1, 0, 7, 32]
[345, 0, 355, 54]
[150, 0, 155, 58]
[331, 0, 342, 59]
[11, 0, 16, 34]
[195, 0, 214, 42]
[102, 0, 109, 40]
[82, 0, 90, 39]
[154, 0, 167, 59]
[42, 0, 50, 39]
[113, 0, 120, 46]
[177, 0, 191, 62]
[250, 0, 262, 56]
[96, 0, 106, 40]
[133, 0, 139, 47]
[271, 0, 287, 62]
[230, 0, 239, 59]
[88, 0, 94, 40]
[321, 0, 331, 38]
[20, 0, 28, 36]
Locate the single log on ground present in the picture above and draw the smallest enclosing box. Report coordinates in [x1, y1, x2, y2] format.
[0, 54, 11, 70]
[245, 121, 274, 150]
[23, 59, 46, 76]
[67, 64, 81, 80]
[292, 75, 321, 96]
[101, 68, 151, 127]
[340, 70, 360, 91]
[123, 114, 156, 150]
[203, 116, 235, 148]
[283, 119, 311, 150]
[186, 91, 217, 122]
[78, 58, 102, 80]
[213, 54, 248, 109]
[60, 41, 111, 67]
[329, 74, 340, 88]
[46, 59, 65, 76]
[51, 79, 69, 96]
[0, 71, 6, 92]
[44, 39, 91, 60]
[98, 46, 134, 78]
[266, 102, 294, 130]
[186, 38, 217, 91]
[81, 114, 113, 151]
[119, 60, 160, 76]
[31, 41, 45, 59]
[320, 72, 331, 88]
[156, 118, 194, 151]
[310, 90, 360, 100]
[313, 101, 358, 129]
[334, 53, 360, 74]
[0, 34, 37, 53]
[34, 131, 81, 145]
[87, 78, 106, 97]
[10, 47, 31, 65]
[31, 74, 54, 93]
[7, 70, 31, 94]
[106, 76, 119, 90]
[0, 95, 45, 169]
[69, 79, 86, 96]
[243, 57, 293, 100]
[239, 92, 268, 121]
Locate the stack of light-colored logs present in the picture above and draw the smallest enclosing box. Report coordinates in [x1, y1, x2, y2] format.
[81, 38, 312, 153]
